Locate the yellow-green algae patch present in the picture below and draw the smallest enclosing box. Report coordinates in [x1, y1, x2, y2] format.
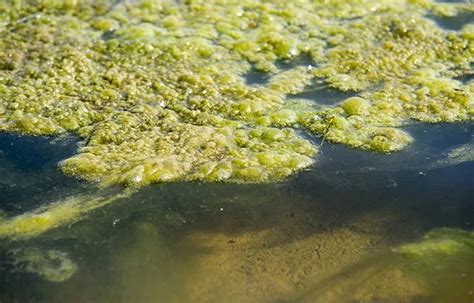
[396, 228, 474, 258]
[0, 0, 472, 187]
[0, 189, 132, 239]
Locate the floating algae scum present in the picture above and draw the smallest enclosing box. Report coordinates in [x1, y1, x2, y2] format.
[0, 0, 473, 302]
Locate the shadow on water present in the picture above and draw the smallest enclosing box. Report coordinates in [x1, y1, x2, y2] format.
[0, 123, 472, 302]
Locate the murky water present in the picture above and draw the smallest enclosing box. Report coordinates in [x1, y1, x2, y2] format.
[0, 120, 472, 303]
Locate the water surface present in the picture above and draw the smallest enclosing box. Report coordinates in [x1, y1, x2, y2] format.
[0, 122, 472, 303]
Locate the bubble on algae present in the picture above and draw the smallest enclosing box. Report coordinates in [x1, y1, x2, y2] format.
[10, 248, 77, 283]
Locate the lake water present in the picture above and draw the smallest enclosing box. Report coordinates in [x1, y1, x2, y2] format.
[0, 120, 472, 303]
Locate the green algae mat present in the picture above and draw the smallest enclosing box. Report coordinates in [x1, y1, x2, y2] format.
[1, 0, 472, 187]
[0, 1, 473, 302]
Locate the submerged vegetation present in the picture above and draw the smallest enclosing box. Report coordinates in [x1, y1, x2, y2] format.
[397, 228, 474, 258]
[10, 248, 78, 282]
[0, 0, 472, 187]
[296, 228, 474, 303]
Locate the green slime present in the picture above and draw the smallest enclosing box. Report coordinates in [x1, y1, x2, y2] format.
[0, 0, 472, 238]
[0, 0, 472, 186]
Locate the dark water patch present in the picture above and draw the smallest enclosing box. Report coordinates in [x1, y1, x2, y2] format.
[101, 30, 117, 41]
[10, 146, 470, 302]
[455, 72, 474, 84]
[429, 12, 473, 31]
[243, 68, 270, 85]
[288, 81, 357, 106]
[291, 122, 473, 232]
[292, 158, 473, 230]
[0, 133, 78, 172]
[0, 133, 86, 215]
[309, 122, 473, 174]
[406, 122, 472, 151]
